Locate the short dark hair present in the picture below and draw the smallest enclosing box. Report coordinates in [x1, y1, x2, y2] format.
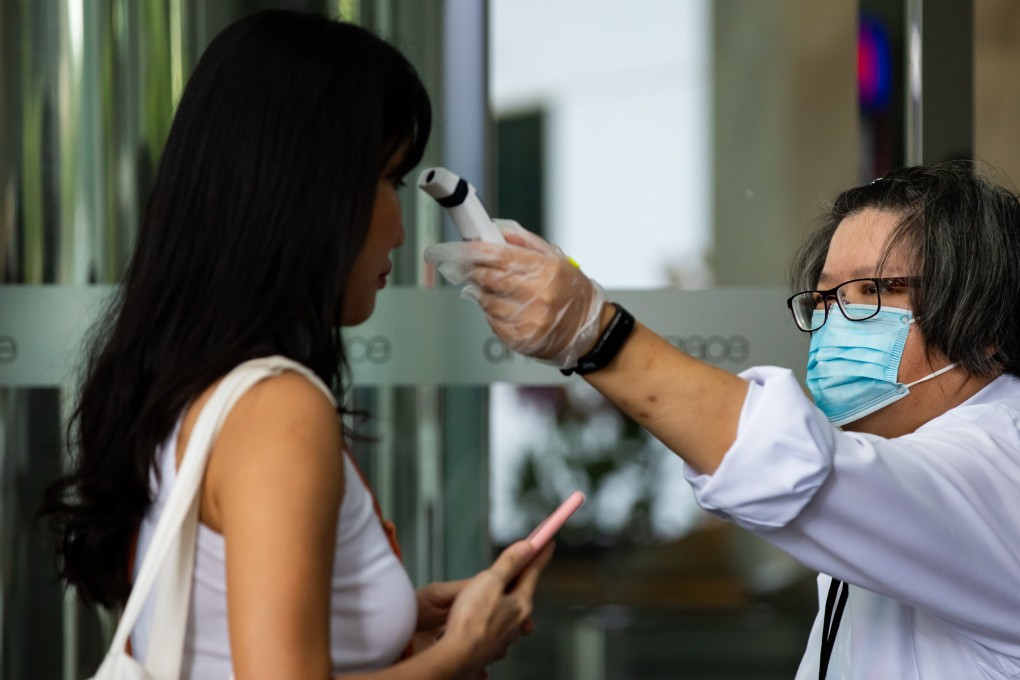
[790, 161, 1020, 378]
[39, 10, 431, 608]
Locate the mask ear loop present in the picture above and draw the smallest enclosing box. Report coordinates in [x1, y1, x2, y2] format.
[901, 318, 959, 389]
[903, 362, 958, 389]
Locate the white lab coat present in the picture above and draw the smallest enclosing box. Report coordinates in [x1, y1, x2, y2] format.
[685, 367, 1020, 679]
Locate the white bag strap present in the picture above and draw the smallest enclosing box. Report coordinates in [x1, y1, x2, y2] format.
[105, 356, 335, 679]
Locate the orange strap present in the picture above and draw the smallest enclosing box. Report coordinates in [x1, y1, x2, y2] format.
[125, 525, 140, 656]
[346, 453, 404, 560]
[344, 453, 415, 659]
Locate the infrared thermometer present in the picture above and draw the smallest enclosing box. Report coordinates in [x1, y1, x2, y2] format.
[526, 491, 585, 551]
[417, 167, 506, 243]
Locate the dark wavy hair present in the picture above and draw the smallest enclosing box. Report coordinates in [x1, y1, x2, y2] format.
[791, 162, 1020, 378]
[38, 9, 431, 608]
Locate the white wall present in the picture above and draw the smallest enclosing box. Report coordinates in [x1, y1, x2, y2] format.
[489, 0, 712, 289]
[488, 0, 712, 543]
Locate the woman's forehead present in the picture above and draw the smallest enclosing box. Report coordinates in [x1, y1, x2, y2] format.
[819, 209, 910, 285]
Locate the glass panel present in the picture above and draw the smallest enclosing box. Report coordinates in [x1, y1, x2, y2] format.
[1, 0, 189, 673]
[975, 0, 1020, 184]
[0, 1, 458, 676]
[487, 1, 858, 677]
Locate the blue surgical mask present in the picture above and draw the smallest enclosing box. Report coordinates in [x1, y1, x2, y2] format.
[806, 305, 957, 426]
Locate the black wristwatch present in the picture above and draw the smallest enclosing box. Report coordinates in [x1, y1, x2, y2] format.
[560, 303, 635, 376]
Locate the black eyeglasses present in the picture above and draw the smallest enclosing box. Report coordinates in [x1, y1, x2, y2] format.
[786, 277, 918, 332]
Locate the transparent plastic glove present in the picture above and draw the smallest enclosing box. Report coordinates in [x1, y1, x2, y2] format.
[424, 219, 608, 369]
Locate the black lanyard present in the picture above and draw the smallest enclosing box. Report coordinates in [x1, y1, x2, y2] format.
[819, 578, 849, 680]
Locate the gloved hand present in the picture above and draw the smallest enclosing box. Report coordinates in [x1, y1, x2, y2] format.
[424, 219, 608, 370]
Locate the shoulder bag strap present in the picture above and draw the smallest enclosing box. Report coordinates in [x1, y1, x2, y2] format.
[108, 356, 333, 680]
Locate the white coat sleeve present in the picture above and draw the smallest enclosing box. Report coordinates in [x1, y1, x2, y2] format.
[684, 366, 1020, 650]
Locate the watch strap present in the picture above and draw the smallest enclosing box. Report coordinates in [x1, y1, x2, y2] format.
[561, 303, 635, 376]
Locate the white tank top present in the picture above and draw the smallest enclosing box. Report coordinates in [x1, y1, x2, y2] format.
[130, 412, 417, 677]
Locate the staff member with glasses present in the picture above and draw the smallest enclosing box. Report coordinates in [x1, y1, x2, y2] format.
[425, 162, 1020, 679]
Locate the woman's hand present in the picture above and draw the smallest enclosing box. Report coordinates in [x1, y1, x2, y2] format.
[424, 220, 608, 369]
[412, 580, 467, 652]
[438, 539, 555, 676]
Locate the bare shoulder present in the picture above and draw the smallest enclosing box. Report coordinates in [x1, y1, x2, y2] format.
[197, 370, 346, 533]
[227, 370, 339, 435]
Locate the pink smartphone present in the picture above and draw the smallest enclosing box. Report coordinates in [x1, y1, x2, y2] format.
[526, 491, 586, 551]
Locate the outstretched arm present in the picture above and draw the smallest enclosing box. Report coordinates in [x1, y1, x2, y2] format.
[425, 221, 748, 474]
[584, 318, 748, 474]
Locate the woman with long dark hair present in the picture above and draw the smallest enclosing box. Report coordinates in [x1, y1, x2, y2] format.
[39, 10, 550, 678]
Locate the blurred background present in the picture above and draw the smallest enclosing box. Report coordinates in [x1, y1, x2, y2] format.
[2, 1, 1019, 678]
